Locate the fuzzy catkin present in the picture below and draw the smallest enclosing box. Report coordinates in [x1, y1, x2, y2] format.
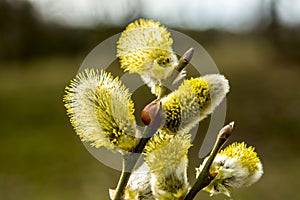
[64, 68, 139, 153]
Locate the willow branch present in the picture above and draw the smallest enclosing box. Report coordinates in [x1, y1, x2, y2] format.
[158, 48, 194, 99]
[113, 101, 164, 200]
[184, 122, 235, 200]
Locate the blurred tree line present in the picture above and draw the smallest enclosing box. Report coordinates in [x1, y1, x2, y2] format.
[0, 0, 299, 63]
[0, 0, 121, 61]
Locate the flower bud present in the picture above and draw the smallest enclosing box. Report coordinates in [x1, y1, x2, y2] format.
[141, 100, 165, 130]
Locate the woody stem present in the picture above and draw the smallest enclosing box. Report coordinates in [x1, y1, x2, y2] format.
[113, 126, 158, 200]
[158, 48, 194, 99]
[184, 122, 234, 200]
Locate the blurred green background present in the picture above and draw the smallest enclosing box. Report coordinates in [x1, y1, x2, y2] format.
[0, 0, 299, 199]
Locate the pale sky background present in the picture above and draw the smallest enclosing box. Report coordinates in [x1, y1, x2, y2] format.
[23, 0, 300, 32]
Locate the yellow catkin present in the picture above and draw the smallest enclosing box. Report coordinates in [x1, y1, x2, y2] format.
[219, 142, 261, 174]
[199, 141, 263, 197]
[162, 77, 211, 133]
[117, 19, 177, 86]
[64, 68, 139, 152]
[144, 132, 192, 199]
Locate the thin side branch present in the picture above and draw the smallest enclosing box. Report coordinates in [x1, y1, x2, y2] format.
[158, 48, 194, 98]
[184, 122, 234, 200]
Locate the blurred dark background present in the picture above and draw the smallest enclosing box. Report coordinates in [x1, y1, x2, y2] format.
[0, 0, 299, 199]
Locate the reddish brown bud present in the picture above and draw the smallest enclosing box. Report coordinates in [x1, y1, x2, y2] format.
[141, 100, 165, 129]
[218, 121, 235, 139]
[182, 47, 194, 62]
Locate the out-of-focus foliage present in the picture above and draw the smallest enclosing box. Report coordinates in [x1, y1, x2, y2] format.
[1, 0, 300, 63]
[0, 0, 122, 61]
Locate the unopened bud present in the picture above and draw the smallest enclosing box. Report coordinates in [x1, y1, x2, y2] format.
[219, 121, 234, 139]
[173, 48, 194, 74]
[141, 100, 165, 129]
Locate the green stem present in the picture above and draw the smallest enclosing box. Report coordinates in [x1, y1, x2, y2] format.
[184, 122, 234, 200]
[184, 137, 226, 200]
[112, 126, 159, 200]
[113, 157, 133, 200]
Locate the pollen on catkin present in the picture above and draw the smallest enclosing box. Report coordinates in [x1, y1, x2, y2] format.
[64, 68, 139, 153]
[144, 132, 192, 199]
[117, 19, 178, 89]
[161, 74, 229, 134]
[197, 142, 263, 197]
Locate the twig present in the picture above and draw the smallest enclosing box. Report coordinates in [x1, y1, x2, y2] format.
[158, 48, 194, 99]
[113, 101, 164, 200]
[113, 156, 134, 200]
[184, 122, 235, 200]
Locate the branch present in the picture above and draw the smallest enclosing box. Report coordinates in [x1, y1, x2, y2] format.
[184, 122, 235, 200]
[158, 48, 194, 99]
[113, 101, 164, 200]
